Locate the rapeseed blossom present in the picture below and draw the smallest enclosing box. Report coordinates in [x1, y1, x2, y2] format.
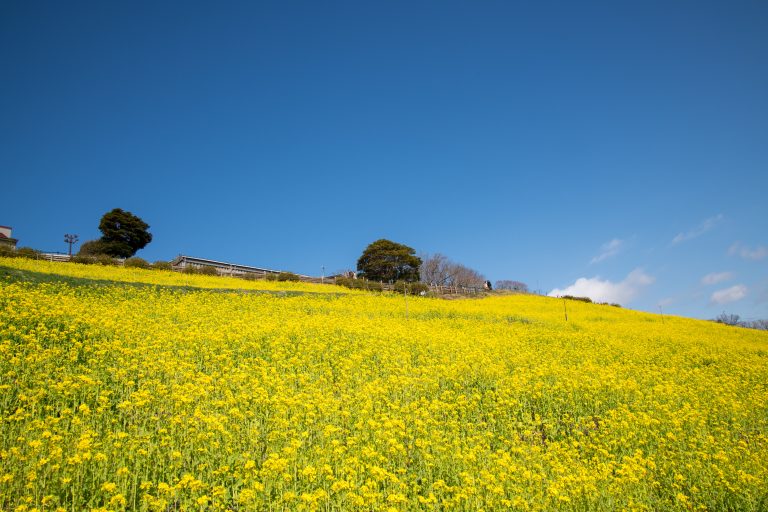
[1, 257, 767, 510]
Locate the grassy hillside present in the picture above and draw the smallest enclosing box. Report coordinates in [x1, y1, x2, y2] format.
[1, 258, 767, 511]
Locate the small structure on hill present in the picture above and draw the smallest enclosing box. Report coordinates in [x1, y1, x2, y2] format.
[170, 255, 283, 278]
[0, 226, 18, 250]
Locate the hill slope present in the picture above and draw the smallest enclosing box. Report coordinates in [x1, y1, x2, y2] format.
[1, 258, 767, 511]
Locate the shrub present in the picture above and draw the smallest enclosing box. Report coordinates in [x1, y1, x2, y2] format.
[182, 265, 219, 275]
[334, 277, 355, 289]
[334, 277, 384, 292]
[198, 265, 219, 276]
[265, 273, 279, 281]
[152, 261, 172, 271]
[277, 272, 301, 282]
[0, 245, 16, 258]
[125, 257, 150, 269]
[183, 265, 219, 276]
[14, 247, 41, 260]
[394, 281, 430, 294]
[93, 254, 117, 266]
[71, 255, 96, 265]
[78, 240, 109, 256]
[71, 254, 114, 265]
[563, 295, 593, 303]
[363, 280, 383, 292]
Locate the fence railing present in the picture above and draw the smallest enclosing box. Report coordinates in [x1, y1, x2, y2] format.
[425, 284, 485, 295]
[40, 253, 72, 263]
[330, 279, 486, 295]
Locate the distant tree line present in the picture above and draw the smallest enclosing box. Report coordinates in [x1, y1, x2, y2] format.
[713, 313, 768, 331]
[349, 239, 529, 294]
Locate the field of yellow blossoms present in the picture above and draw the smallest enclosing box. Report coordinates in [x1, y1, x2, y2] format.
[1, 257, 767, 511]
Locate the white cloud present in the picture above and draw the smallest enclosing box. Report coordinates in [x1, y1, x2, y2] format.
[548, 269, 654, 305]
[672, 214, 723, 245]
[591, 238, 624, 264]
[701, 272, 733, 286]
[728, 242, 768, 261]
[710, 285, 747, 305]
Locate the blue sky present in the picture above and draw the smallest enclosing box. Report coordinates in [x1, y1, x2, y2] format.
[2, 1, 767, 320]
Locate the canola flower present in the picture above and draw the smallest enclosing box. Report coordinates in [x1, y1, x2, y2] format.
[0, 257, 357, 294]
[1, 257, 767, 511]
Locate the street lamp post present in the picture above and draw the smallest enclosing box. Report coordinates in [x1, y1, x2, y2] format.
[64, 234, 79, 256]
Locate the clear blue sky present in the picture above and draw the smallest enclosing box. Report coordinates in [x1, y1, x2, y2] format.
[2, 1, 767, 320]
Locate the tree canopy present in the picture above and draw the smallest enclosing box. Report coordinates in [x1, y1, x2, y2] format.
[420, 253, 486, 287]
[94, 208, 152, 258]
[356, 239, 422, 283]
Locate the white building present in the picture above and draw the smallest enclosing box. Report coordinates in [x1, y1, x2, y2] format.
[170, 254, 283, 278]
[0, 226, 18, 250]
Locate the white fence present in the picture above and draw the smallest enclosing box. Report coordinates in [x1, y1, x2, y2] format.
[40, 253, 72, 263]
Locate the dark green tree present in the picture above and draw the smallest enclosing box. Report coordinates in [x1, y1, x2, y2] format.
[97, 209, 152, 258]
[357, 239, 422, 283]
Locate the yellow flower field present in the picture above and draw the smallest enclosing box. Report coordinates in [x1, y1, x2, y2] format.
[1, 258, 767, 511]
[0, 257, 356, 294]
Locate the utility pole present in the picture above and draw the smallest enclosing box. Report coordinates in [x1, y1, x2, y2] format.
[659, 305, 665, 324]
[563, 298, 568, 322]
[64, 234, 79, 256]
[321, 266, 325, 284]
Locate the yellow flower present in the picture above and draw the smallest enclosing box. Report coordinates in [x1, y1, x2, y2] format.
[100, 482, 117, 493]
[108, 494, 126, 507]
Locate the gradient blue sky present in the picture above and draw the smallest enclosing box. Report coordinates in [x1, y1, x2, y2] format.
[2, 1, 767, 320]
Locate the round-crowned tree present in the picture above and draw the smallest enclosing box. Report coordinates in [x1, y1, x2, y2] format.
[97, 209, 152, 258]
[356, 239, 422, 283]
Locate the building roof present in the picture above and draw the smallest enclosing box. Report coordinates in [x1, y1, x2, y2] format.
[170, 255, 288, 275]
